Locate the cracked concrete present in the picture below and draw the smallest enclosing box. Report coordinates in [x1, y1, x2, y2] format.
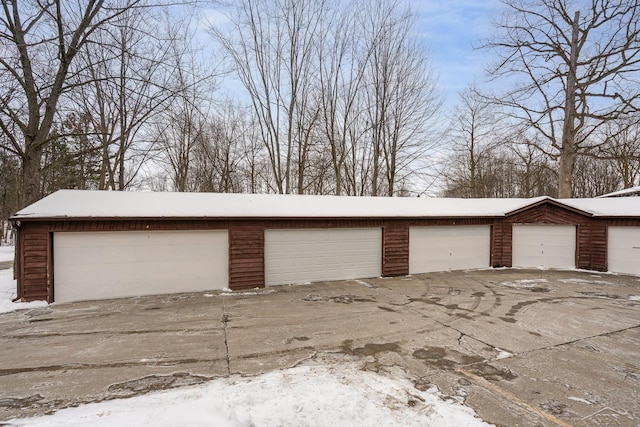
[1, 269, 640, 426]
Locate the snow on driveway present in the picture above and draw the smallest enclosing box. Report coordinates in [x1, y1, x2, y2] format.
[0, 246, 14, 262]
[8, 363, 491, 427]
[0, 268, 47, 314]
[498, 279, 548, 289]
[558, 278, 615, 285]
[0, 245, 48, 313]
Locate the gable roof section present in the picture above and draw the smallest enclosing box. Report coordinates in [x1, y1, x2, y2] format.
[11, 190, 640, 220]
[504, 197, 594, 218]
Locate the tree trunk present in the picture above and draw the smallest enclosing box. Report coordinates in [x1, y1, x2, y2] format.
[558, 148, 576, 198]
[20, 144, 44, 207]
[558, 11, 580, 198]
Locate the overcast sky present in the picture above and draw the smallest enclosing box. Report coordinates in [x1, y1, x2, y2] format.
[416, 1, 503, 108]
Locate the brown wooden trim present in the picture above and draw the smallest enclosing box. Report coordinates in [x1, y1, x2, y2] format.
[18, 223, 50, 302]
[48, 232, 54, 303]
[574, 224, 579, 267]
[16, 227, 23, 300]
[382, 225, 409, 276]
[489, 224, 494, 266]
[229, 227, 264, 290]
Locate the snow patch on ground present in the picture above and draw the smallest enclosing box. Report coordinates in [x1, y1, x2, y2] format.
[558, 278, 615, 285]
[494, 348, 513, 360]
[0, 245, 14, 262]
[220, 290, 276, 297]
[499, 279, 548, 289]
[8, 362, 492, 427]
[629, 296, 640, 302]
[568, 396, 593, 405]
[0, 268, 48, 314]
[355, 279, 375, 288]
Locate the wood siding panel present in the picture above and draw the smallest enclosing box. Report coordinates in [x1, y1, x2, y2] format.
[491, 221, 512, 267]
[577, 224, 591, 269]
[382, 225, 409, 276]
[590, 222, 607, 270]
[18, 223, 50, 302]
[229, 227, 264, 290]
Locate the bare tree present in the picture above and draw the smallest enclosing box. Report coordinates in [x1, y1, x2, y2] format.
[573, 155, 620, 197]
[599, 116, 640, 189]
[362, 0, 440, 196]
[444, 134, 559, 198]
[445, 85, 502, 197]
[210, 0, 325, 194]
[75, 7, 188, 191]
[0, 146, 19, 243]
[317, 1, 370, 195]
[483, 0, 640, 197]
[512, 139, 559, 197]
[151, 16, 218, 192]
[0, 0, 148, 206]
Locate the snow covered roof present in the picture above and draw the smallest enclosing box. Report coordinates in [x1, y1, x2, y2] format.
[11, 190, 640, 220]
[559, 198, 640, 217]
[596, 186, 640, 198]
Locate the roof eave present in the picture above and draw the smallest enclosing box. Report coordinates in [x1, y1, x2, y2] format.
[9, 214, 508, 222]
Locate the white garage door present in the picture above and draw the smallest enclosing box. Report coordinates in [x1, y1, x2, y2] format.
[265, 228, 382, 286]
[608, 226, 640, 275]
[54, 230, 228, 303]
[512, 224, 575, 269]
[409, 225, 491, 274]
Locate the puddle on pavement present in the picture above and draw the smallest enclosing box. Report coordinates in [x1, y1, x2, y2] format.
[467, 363, 518, 381]
[107, 372, 210, 397]
[529, 287, 551, 293]
[412, 346, 484, 370]
[454, 313, 473, 320]
[285, 336, 310, 344]
[578, 292, 621, 300]
[413, 377, 432, 391]
[408, 297, 473, 313]
[28, 317, 53, 323]
[540, 400, 568, 415]
[340, 340, 400, 356]
[413, 347, 446, 360]
[302, 294, 374, 304]
[505, 299, 547, 317]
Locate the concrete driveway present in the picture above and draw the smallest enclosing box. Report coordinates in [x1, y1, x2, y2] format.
[1, 269, 639, 426]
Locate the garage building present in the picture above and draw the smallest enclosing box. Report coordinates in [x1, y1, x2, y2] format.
[10, 190, 640, 303]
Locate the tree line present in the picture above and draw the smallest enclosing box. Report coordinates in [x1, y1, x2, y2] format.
[1, 0, 640, 231]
